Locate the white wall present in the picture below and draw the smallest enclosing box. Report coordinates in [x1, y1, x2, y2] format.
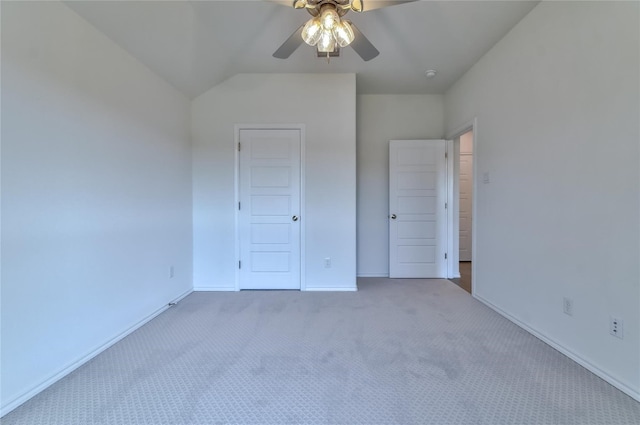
[1, 1, 193, 413]
[192, 74, 356, 291]
[445, 1, 639, 398]
[356, 95, 444, 276]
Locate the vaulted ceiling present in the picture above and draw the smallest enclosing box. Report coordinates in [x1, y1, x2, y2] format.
[64, 0, 539, 99]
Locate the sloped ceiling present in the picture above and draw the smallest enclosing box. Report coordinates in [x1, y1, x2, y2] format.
[64, 0, 539, 99]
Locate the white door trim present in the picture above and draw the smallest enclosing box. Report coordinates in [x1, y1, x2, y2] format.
[445, 118, 478, 295]
[234, 124, 306, 291]
[446, 139, 456, 279]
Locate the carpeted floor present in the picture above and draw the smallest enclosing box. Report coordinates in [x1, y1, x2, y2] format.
[3, 278, 640, 424]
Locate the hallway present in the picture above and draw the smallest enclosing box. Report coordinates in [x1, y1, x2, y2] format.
[450, 261, 471, 294]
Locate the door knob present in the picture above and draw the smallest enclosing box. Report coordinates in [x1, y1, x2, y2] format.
[390, 214, 397, 220]
[292, 215, 299, 222]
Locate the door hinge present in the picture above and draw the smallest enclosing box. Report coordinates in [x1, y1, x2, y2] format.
[445, 202, 448, 209]
[238, 260, 241, 269]
[445, 152, 448, 159]
[444, 253, 448, 260]
[238, 142, 241, 152]
[238, 202, 241, 211]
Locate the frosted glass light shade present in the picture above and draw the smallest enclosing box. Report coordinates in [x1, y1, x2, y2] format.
[302, 18, 322, 46]
[317, 30, 336, 52]
[320, 7, 339, 31]
[333, 21, 354, 47]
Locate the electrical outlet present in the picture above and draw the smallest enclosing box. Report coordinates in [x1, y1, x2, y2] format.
[482, 172, 490, 184]
[324, 257, 331, 268]
[563, 297, 573, 316]
[610, 316, 624, 339]
[169, 266, 174, 279]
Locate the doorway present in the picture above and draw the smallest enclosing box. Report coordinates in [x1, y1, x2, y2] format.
[450, 129, 474, 293]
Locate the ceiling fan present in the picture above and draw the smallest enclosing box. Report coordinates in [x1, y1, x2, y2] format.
[272, 0, 416, 61]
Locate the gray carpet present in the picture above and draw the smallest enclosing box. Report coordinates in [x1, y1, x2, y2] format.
[3, 278, 640, 424]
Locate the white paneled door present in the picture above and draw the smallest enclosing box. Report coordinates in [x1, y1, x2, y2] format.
[389, 140, 447, 278]
[238, 129, 301, 290]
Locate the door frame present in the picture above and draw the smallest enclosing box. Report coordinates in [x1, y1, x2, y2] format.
[445, 118, 478, 295]
[234, 124, 306, 291]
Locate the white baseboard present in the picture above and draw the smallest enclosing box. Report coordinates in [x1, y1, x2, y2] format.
[0, 289, 193, 417]
[305, 287, 357, 291]
[193, 286, 236, 292]
[356, 273, 389, 278]
[474, 294, 640, 402]
[195, 287, 358, 292]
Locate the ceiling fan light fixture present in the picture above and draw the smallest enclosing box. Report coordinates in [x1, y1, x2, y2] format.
[283, 0, 397, 61]
[350, 0, 364, 13]
[320, 6, 340, 31]
[293, 0, 307, 9]
[333, 20, 355, 47]
[317, 29, 337, 52]
[301, 17, 322, 45]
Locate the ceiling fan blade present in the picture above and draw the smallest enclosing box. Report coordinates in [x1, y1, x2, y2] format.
[273, 25, 305, 59]
[356, 0, 418, 12]
[349, 23, 379, 61]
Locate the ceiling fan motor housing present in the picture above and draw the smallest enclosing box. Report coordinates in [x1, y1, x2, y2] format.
[296, 0, 361, 16]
